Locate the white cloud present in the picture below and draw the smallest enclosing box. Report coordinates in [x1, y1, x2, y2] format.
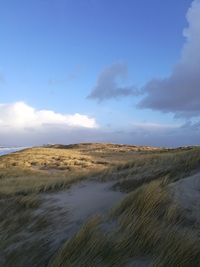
[0, 101, 98, 129]
[0, 103, 199, 147]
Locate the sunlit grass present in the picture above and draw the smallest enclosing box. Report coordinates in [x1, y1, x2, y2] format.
[0, 171, 94, 197]
[1, 144, 200, 266]
[1, 144, 200, 197]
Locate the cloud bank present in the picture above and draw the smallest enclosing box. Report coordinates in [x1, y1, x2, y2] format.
[88, 63, 139, 102]
[0, 102, 199, 147]
[0, 102, 97, 129]
[0, 102, 98, 146]
[139, 0, 200, 117]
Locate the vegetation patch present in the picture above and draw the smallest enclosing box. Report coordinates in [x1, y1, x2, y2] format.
[49, 179, 200, 266]
[1, 144, 200, 266]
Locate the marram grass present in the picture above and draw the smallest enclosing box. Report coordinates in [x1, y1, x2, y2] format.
[1, 144, 200, 266]
[49, 180, 200, 266]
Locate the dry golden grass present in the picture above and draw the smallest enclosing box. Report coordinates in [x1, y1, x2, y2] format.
[0, 143, 162, 171]
[0, 143, 162, 196]
[1, 144, 200, 197]
[1, 143, 200, 266]
[0, 147, 99, 170]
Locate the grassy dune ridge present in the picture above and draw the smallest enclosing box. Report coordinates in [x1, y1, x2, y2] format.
[1, 144, 199, 196]
[1, 143, 200, 266]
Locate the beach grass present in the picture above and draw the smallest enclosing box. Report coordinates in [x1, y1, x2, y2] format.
[1, 143, 200, 266]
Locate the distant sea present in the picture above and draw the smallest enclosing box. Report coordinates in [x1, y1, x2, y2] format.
[0, 147, 28, 156]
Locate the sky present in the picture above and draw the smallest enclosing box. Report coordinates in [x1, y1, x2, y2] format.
[0, 0, 200, 147]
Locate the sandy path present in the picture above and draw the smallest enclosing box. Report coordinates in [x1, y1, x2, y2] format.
[169, 171, 200, 223]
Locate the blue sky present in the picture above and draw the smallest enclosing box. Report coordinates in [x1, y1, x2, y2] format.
[0, 0, 200, 146]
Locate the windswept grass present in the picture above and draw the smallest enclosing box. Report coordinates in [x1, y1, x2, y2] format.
[0, 194, 56, 267]
[49, 216, 107, 267]
[113, 180, 200, 266]
[1, 144, 200, 197]
[49, 216, 128, 267]
[0, 169, 102, 197]
[15, 194, 41, 209]
[109, 147, 200, 191]
[49, 180, 200, 267]
[1, 143, 200, 266]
